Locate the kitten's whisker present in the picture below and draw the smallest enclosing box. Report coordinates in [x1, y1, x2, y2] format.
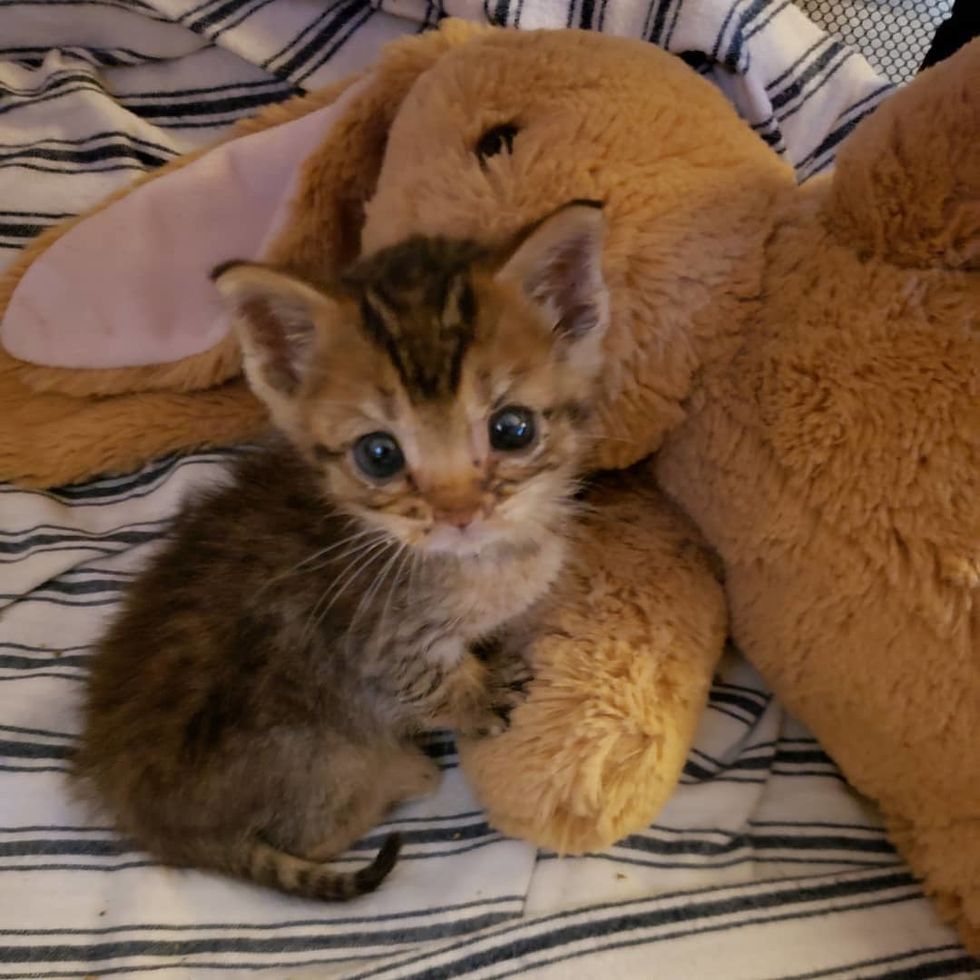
[301, 537, 392, 645]
[306, 530, 390, 574]
[320, 537, 391, 607]
[350, 542, 404, 633]
[406, 551, 421, 604]
[297, 528, 386, 573]
[363, 547, 404, 638]
[252, 527, 383, 603]
[312, 537, 394, 629]
[382, 544, 410, 610]
[378, 546, 412, 635]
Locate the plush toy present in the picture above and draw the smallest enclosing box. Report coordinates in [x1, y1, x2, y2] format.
[0, 21, 977, 953]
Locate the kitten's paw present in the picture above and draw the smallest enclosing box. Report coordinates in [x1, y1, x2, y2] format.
[492, 657, 533, 698]
[485, 654, 533, 724]
[466, 668, 533, 739]
[458, 707, 509, 740]
[447, 645, 534, 739]
[475, 719, 509, 739]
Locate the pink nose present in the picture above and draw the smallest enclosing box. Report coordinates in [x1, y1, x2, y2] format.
[435, 506, 479, 529]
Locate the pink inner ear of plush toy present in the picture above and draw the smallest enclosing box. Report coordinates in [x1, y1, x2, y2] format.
[0, 78, 368, 370]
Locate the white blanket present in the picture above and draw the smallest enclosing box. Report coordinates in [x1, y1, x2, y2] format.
[0, 2, 974, 977]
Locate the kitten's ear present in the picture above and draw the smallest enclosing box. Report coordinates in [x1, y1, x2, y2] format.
[211, 261, 339, 410]
[495, 201, 609, 364]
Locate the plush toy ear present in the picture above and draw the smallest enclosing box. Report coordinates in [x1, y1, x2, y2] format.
[211, 262, 340, 422]
[495, 201, 609, 372]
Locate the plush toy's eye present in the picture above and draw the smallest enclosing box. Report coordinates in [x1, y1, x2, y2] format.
[476, 124, 518, 167]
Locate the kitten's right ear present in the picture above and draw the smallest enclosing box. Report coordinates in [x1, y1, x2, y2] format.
[495, 201, 608, 376]
[211, 261, 339, 411]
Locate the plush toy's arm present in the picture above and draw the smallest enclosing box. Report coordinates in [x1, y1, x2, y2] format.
[824, 39, 980, 955]
[459, 468, 726, 854]
[0, 367, 268, 487]
[827, 37, 979, 270]
[655, 36, 980, 954]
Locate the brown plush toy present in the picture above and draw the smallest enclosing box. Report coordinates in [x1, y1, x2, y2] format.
[0, 22, 976, 952]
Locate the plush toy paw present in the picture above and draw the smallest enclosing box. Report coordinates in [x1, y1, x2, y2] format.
[458, 469, 727, 854]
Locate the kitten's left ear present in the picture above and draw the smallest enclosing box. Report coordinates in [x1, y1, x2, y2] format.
[211, 262, 337, 408]
[211, 261, 340, 424]
[496, 201, 609, 369]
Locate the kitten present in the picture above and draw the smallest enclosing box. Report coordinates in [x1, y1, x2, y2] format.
[73, 201, 609, 902]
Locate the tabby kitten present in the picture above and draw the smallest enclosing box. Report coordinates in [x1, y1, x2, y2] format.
[73, 201, 609, 902]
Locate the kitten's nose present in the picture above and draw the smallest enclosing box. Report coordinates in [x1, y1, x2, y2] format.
[435, 505, 480, 530]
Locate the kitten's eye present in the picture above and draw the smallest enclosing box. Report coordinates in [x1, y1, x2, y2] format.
[352, 432, 405, 480]
[476, 124, 518, 167]
[489, 406, 536, 451]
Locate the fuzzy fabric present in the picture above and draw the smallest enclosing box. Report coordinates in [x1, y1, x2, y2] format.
[331, 26, 980, 951]
[658, 47, 980, 949]
[0, 13, 976, 960]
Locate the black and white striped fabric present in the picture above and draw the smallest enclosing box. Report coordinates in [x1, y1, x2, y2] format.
[1, 2, 975, 977]
[371, 0, 894, 180]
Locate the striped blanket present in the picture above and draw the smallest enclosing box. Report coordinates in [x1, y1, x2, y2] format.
[0, 2, 975, 978]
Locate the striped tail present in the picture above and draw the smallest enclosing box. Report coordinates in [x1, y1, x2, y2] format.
[243, 832, 402, 901]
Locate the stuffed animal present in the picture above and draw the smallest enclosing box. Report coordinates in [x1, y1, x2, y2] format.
[0, 21, 976, 953]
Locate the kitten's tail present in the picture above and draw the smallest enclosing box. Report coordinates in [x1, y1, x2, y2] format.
[240, 833, 402, 901]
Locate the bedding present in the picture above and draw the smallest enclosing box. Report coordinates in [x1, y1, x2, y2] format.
[0, 2, 975, 977]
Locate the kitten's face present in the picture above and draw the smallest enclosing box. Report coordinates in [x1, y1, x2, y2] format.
[297, 279, 593, 556]
[213, 203, 608, 559]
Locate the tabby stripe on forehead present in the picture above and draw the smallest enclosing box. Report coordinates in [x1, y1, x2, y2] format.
[360, 294, 411, 389]
[358, 284, 477, 402]
[442, 276, 477, 397]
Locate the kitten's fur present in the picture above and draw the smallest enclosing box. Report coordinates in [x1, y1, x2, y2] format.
[73, 202, 608, 901]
